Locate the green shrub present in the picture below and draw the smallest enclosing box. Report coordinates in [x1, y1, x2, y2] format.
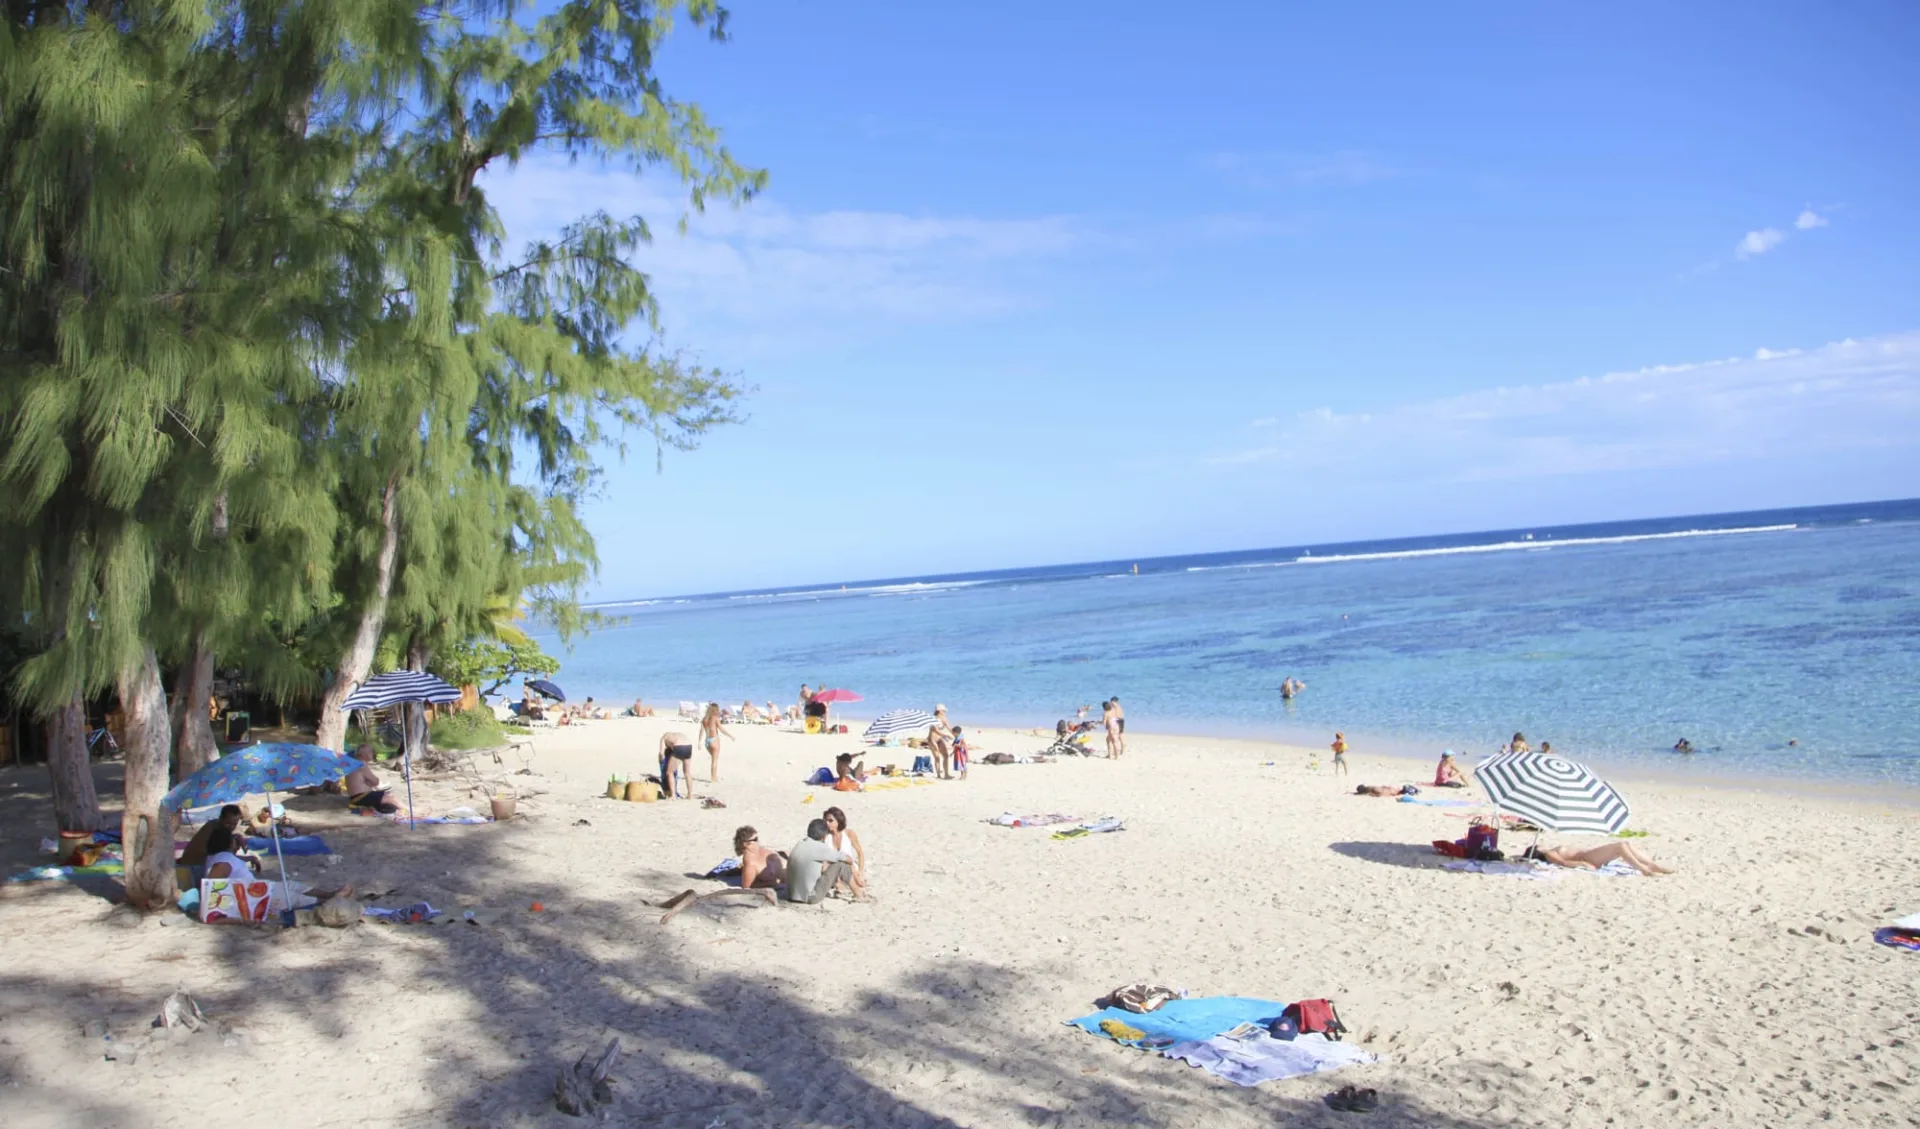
[428, 706, 507, 750]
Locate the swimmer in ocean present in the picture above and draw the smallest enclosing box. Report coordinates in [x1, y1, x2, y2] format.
[1673, 738, 1694, 754]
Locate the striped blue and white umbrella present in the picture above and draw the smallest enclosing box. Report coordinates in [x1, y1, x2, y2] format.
[341, 670, 462, 710]
[1473, 751, 1630, 835]
[864, 709, 938, 742]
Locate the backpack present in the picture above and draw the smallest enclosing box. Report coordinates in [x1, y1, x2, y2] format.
[1273, 998, 1347, 1041]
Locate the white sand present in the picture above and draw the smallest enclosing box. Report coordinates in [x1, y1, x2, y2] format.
[2, 717, 1917, 1128]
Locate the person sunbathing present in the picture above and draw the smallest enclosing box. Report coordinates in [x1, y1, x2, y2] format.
[1355, 784, 1419, 797]
[1524, 841, 1672, 876]
[344, 752, 400, 813]
[741, 701, 766, 723]
[734, 825, 786, 890]
[1434, 752, 1468, 788]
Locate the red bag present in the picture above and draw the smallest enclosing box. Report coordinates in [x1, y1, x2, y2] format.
[1466, 823, 1499, 855]
[1276, 998, 1348, 1040]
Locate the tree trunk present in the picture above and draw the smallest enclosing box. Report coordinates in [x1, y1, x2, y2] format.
[45, 693, 100, 833]
[314, 477, 401, 751]
[118, 645, 178, 911]
[170, 629, 218, 779]
[403, 638, 429, 771]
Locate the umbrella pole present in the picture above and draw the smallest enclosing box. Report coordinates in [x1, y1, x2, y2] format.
[403, 702, 417, 829]
[266, 786, 292, 924]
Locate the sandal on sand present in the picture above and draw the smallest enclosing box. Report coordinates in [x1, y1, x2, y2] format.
[1350, 1088, 1379, 1112]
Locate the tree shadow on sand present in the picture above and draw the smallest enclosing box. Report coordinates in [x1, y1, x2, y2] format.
[3, 804, 1531, 1129]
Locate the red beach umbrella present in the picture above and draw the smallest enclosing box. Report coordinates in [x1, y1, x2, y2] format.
[811, 688, 862, 704]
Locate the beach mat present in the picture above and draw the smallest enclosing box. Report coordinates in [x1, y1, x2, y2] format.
[1069, 997, 1285, 1046]
[244, 834, 333, 856]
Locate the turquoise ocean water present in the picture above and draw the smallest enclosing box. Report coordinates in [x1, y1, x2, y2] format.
[537, 499, 1920, 787]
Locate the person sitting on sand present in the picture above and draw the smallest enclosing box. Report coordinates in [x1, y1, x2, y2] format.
[344, 750, 400, 814]
[180, 804, 247, 879]
[734, 825, 786, 890]
[1523, 841, 1672, 876]
[1434, 751, 1468, 788]
[627, 699, 655, 718]
[833, 752, 866, 792]
[742, 700, 765, 723]
[822, 806, 867, 881]
[786, 819, 858, 904]
[201, 825, 261, 880]
[658, 731, 694, 799]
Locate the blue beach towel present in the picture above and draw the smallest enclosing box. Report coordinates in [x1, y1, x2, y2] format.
[1397, 797, 1478, 808]
[1068, 997, 1288, 1046]
[245, 835, 333, 856]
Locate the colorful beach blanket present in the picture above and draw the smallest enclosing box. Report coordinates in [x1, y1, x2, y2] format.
[8, 860, 125, 883]
[1874, 928, 1920, 952]
[1069, 997, 1376, 1086]
[988, 812, 1079, 828]
[1053, 816, 1125, 840]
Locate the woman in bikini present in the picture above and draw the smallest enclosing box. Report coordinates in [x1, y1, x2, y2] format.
[928, 705, 954, 779]
[700, 702, 735, 783]
[1526, 841, 1672, 876]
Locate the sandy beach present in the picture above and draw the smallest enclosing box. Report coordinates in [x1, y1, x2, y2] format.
[2, 717, 1916, 1128]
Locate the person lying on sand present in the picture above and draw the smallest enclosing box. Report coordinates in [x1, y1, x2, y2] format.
[1355, 784, 1419, 797]
[344, 751, 400, 813]
[734, 826, 786, 890]
[1524, 841, 1672, 876]
[1434, 752, 1469, 788]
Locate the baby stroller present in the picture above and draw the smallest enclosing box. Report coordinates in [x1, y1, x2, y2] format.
[1044, 720, 1098, 757]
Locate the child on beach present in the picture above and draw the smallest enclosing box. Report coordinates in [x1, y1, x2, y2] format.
[951, 726, 970, 778]
[1330, 732, 1349, 776]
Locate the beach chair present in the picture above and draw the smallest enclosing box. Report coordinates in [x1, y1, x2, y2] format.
[678, 700, 701, 720]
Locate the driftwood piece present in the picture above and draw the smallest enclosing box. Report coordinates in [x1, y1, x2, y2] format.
[554, 1037, 620, 1116]
[659, 887, 777, 924]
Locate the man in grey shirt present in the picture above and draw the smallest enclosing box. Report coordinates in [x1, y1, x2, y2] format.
[786, 818, 852, 904]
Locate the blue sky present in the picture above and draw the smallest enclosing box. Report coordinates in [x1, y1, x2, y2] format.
[483, 0, 1920, 599]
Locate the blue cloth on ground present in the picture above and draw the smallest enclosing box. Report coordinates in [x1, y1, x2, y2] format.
[1068, 997, 1288, 1046]
[1397, 797, 1477, 807]
[245, 835, 332, 856]
[805, 767, 835, 786]
[1165, 1031, 1376, 1086]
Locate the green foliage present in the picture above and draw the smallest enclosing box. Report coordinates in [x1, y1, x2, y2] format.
[427, 706, 506, 750]
[432, 637, 560, 698]
[1, 2, 759, 741]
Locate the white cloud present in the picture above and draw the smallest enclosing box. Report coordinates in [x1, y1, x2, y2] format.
[1795, 209, 1829, 230]
[1736, 228, 1786, 259]
[1204, 332, 1920, 481]
[478, 158, 1088, 343]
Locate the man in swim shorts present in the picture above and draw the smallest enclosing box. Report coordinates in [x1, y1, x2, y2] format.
[344, 749, 400, 813]
[786, 819, 854, 904]
[1110, 696, 1126, 757]
[658, 731, 695, 799]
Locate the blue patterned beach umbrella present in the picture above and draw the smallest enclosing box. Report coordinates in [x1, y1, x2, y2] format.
[864, 709, 937, 742]
[163, 743, 365, 812]
[163, 743, 365, 903]
[340, 670, 462, 711]
[1472, 751, 1630, 835]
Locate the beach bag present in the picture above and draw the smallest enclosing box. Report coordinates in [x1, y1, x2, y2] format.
[1275, 999, 1346, 1041]
[1466, 823, 1499, 856]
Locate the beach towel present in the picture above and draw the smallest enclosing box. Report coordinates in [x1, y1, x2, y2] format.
[1398, 797, 1479, 808]
[989, 813, 1080, 828]
[1165, 1031, 1377, 1087]
[1874, 928, 1920, 952]
[7, 860, 125, 883]
[244, 834, 333, 856]
[1442, 860, 1562, 881]
[1070, 997, 1289, 1047]
[364, 901, 442, 924]
[1053, 816, 1124, 840]
[705, 858, 743, 879]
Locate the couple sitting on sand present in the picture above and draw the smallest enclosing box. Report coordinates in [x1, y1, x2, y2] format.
[734, 807, 870, 904]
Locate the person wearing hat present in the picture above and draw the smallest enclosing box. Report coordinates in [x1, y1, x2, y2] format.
[928, 705, 955, 779]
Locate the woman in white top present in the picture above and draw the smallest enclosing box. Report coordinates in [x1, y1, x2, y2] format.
[821, 806, 866, 876]
[202, 826, 259, 881]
